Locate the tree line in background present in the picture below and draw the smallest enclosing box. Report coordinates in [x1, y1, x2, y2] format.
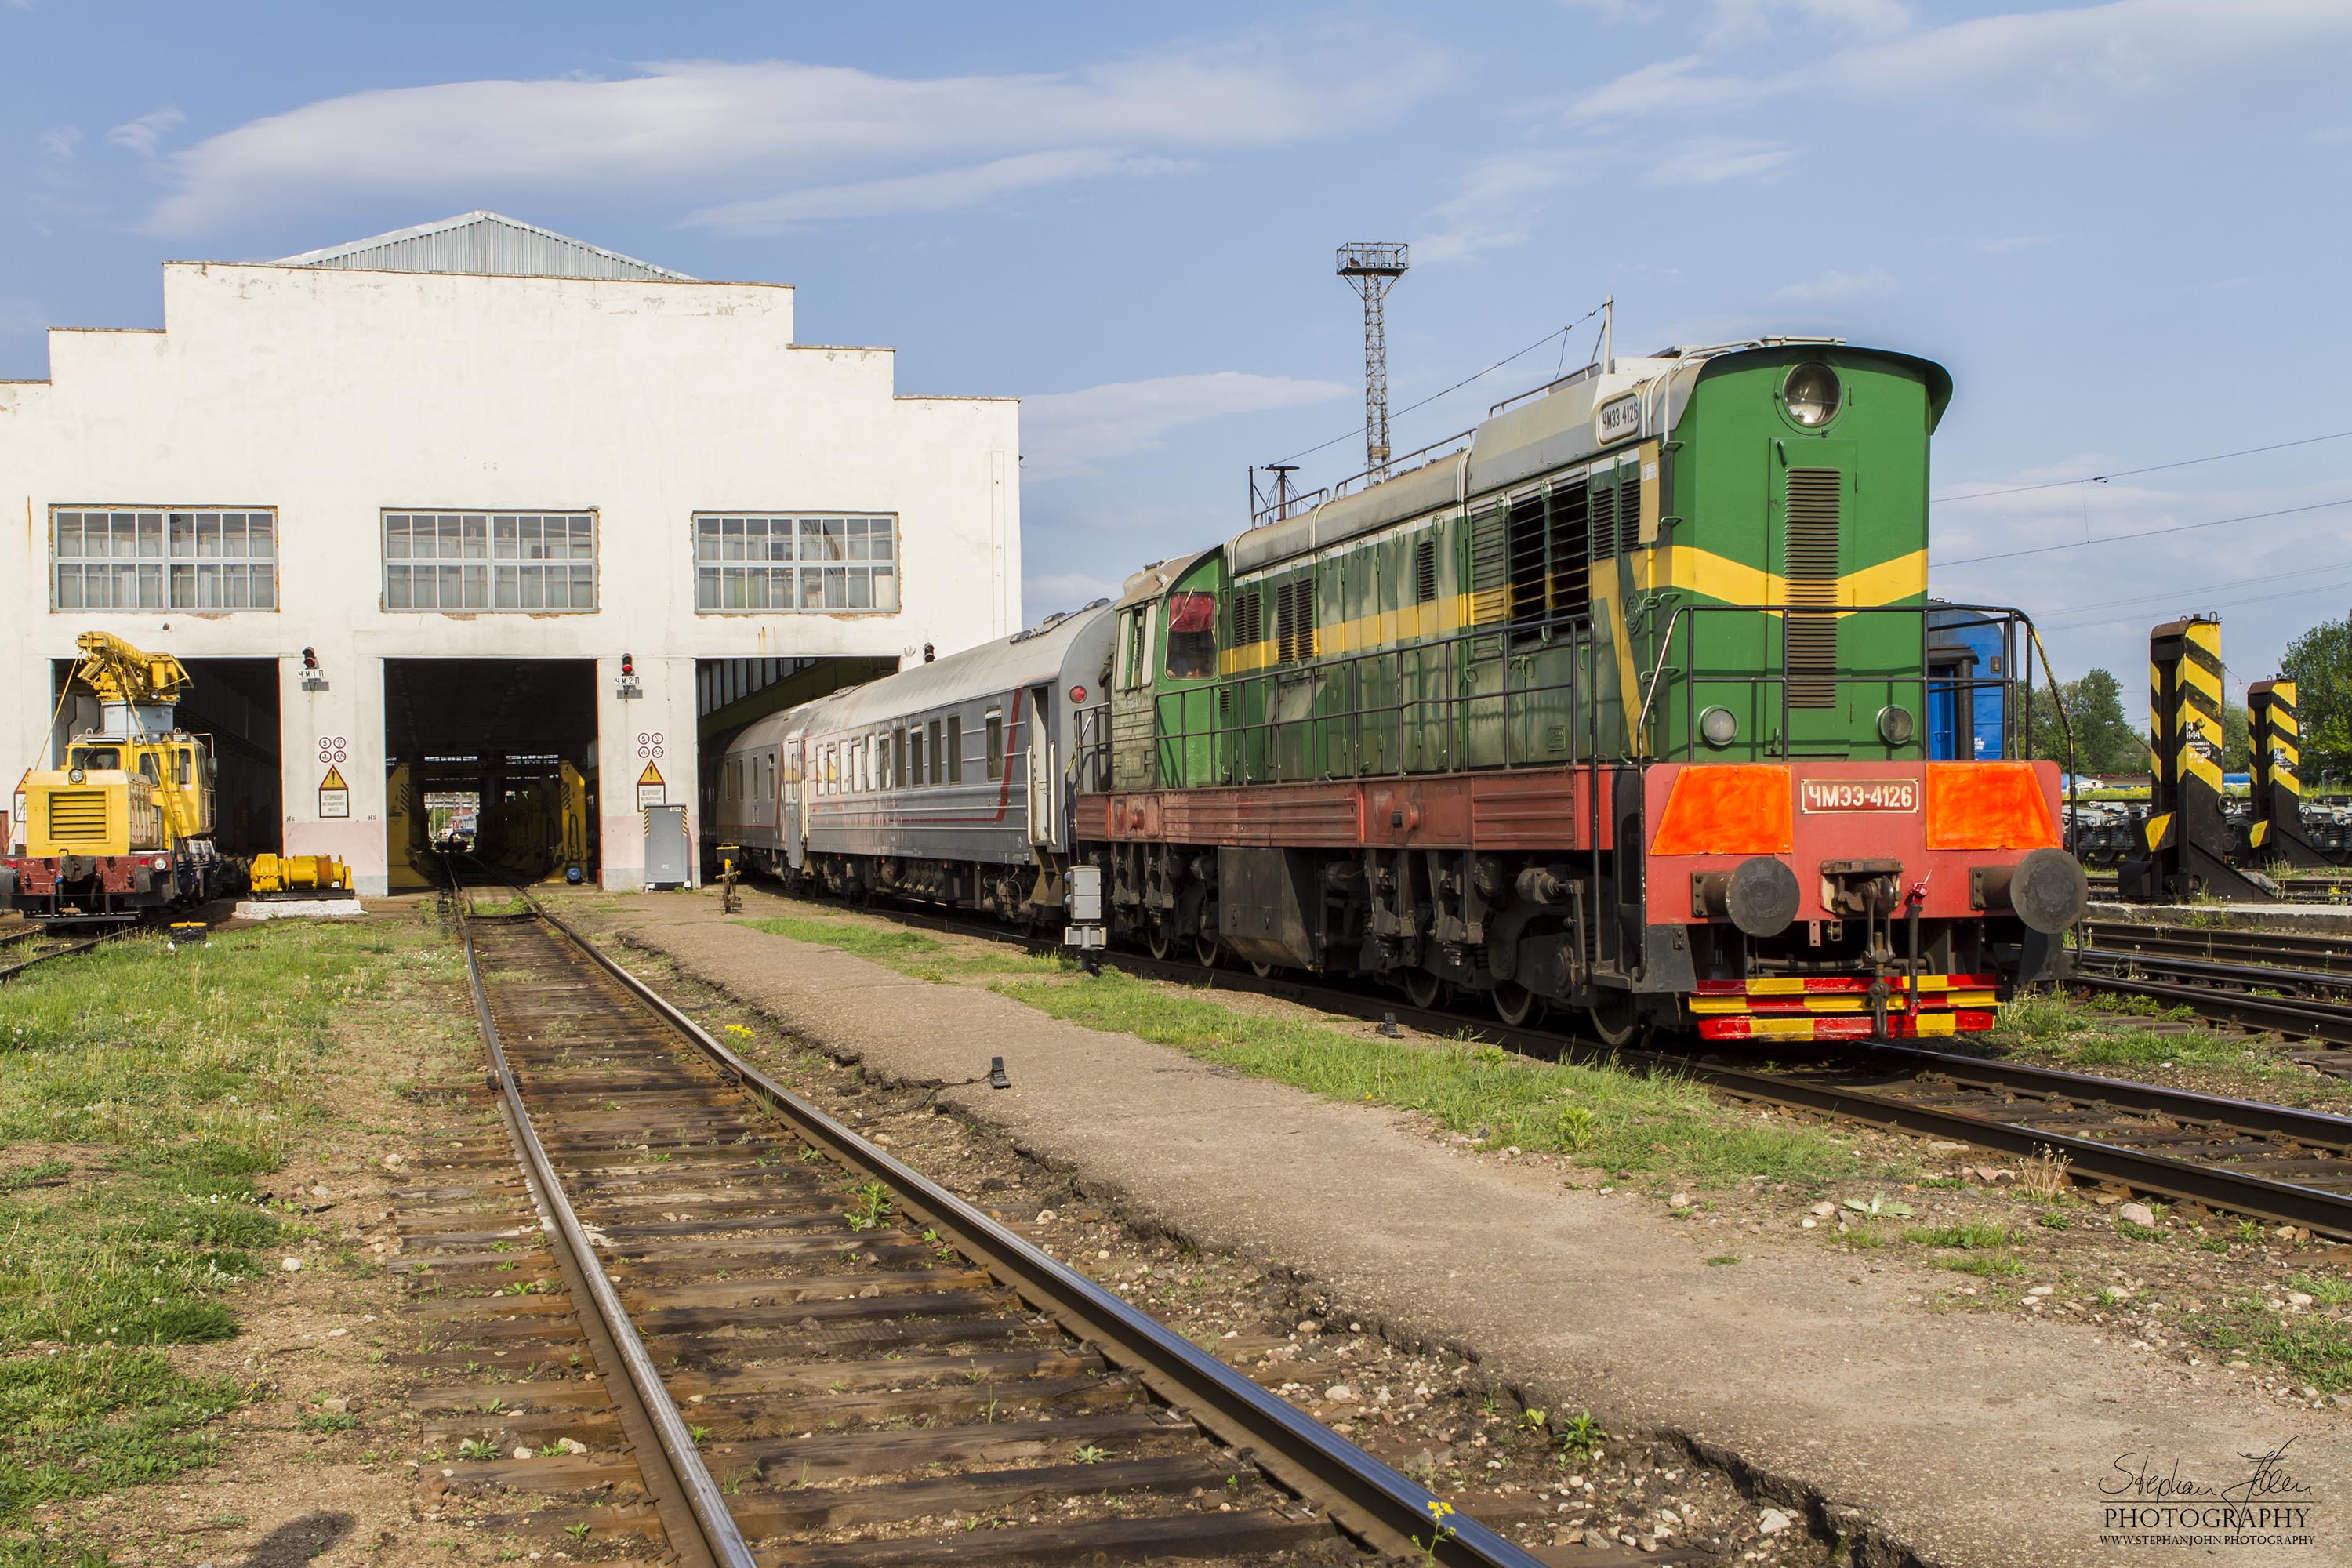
[2025, 613, 2352, 781]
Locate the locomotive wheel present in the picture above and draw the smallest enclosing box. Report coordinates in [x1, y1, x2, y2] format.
[1491, 980, 1540, 1027]
[1193, 932, 1222, 969]
[1146, 920, 1172, 961]
[1249, 959, 1277, 980]
[1586, 989, 1647, 1047]
[1402, 969, 1443, 1011]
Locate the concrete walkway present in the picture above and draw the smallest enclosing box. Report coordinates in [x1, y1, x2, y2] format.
[582, 892, 2344, 1568]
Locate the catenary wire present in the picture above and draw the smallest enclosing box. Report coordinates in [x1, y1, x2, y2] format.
[1931, 496, 2352, 568]
[1934, 427, 2352, 504]
[1270, 301, 1610, 468]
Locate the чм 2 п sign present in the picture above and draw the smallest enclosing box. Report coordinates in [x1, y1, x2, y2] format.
[1800, 779, 1919, 813]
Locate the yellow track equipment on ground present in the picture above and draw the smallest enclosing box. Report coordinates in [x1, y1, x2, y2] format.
[1, 633, 228, 922]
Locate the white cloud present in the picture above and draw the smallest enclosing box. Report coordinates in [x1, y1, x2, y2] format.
[1022, 372, 1349, 481]
[1646, 137, 1795, 185]
[37, 125, 78, 161]
[686, 149, 1189, 233]
[1772, 267, 1894, 304]
[1415, 149, 1590, 264]
[105, 107, 185, 160]
[1704, 0, 1911, 47]
[1565, 0, 2352, 136]
[142, 36, 1454, 236]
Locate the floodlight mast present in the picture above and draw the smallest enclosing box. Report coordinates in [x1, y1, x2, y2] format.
[1336, 242, 1409, 481]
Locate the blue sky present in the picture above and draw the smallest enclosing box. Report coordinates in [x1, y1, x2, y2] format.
[6, 0, 2351, 720]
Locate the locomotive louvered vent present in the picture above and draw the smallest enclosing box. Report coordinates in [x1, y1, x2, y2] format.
[1618, 468, 1643, 556]
[1414, 539, 1438, 605]
[1589, 482, 1618, 560]
[1233, 590, 1263, 648]
[1275, 579, 1316, 663]
[1468, 505, 1509, 628]
[47, 790, 107, 842]
[1784, 467, 1842, 710]
[1506, 493, 1550, 630]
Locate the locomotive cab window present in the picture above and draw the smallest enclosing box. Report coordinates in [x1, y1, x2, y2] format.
[1163, 591, 1218, 681]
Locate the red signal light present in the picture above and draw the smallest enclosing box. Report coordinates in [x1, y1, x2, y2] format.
[1069, 684, 1087, 703]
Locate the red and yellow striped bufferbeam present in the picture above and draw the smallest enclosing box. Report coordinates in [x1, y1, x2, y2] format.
[1690, 975, 1999, 1042]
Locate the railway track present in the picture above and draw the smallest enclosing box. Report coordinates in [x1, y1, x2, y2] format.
[428, 875, 1548, 1567]
[756, 890, 2352, 1241]
[0, 924, 114, 982]
[2069, 919, 2352, 1064]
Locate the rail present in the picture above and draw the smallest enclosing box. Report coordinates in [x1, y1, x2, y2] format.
[445, 876, 757, 1568]
[450, 868, 1548, 1567]
[809, 888, 2352, 1240]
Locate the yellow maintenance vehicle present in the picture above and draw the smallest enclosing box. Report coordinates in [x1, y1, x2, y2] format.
[2, 633, 230, 922]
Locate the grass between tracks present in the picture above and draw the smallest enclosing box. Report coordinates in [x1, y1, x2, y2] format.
[1990, 989, 2307, 1076]
[736, 908, 1862, 1186]
[0, 920, 453, 1525]
[1002, 970, 1864, 1187]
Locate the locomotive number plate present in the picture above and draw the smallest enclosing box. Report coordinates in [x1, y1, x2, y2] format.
[1800, 779, 1918, 813]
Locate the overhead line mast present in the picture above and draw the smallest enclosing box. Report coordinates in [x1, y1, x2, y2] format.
[1336, 242, 1410, 481]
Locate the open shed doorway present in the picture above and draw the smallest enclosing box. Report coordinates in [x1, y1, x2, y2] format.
[383, 659, 597, 888]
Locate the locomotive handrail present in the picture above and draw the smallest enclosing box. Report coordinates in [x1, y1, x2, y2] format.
[1080, 596, 2046, 797]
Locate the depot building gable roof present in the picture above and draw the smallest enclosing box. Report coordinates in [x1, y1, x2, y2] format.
[269, 210, 695, 282]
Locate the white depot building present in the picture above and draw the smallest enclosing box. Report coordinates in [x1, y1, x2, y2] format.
[0, 212, 1020, 895]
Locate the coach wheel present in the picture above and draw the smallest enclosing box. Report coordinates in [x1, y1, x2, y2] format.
[1403, 969, 1443, 1011]
[1492, 980, 1540, 1028]
[1249, 959, 1277, 980]
[1146, 920, 1172, 962]
[1587, 989, 1646, 1048]
[1193, 932, 1222, 969]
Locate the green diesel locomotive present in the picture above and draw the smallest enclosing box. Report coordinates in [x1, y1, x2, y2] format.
[1080, 338, 2085, 1041]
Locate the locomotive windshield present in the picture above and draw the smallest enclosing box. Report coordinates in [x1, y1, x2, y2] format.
[70, 746, 122, 771]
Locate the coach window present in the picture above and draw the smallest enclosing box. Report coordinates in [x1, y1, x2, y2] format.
[946, 716, 964, 783]
[926, 720, 943, 784]
[908, 727, 925, 788]
[1164, 590, 1218, 681]
[985, 710, 1004, 781]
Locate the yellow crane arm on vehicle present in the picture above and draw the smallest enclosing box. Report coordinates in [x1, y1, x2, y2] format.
[72, 632, 191, 710]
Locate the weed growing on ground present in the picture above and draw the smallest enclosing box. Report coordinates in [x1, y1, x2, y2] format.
[1904, 1222, 2016, 1250]
[2194, 1301, 2352, 1392]
[994, 971, 1860, 1185]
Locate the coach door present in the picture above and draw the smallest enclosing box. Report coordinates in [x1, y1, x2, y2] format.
[1025, 687, 1057, 847]
[781, 740, 806, 867]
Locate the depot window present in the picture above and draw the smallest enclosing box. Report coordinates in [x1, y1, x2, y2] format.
[383, 511, 596, 612]
[52, 508, 278, 612]
[693, 514, 899, 613]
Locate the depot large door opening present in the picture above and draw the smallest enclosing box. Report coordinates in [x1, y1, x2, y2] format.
[383, 659, 597, 889]
[43, 655, 281, 858]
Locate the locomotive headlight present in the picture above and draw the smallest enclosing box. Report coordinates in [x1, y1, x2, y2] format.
[67, 768, 85, 786]
[1877, 704, 1916, 746]
[1700, 706, 1740, 747]
[1782, 362, 1842, 427]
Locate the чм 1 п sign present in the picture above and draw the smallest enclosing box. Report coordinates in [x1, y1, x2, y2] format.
[1800, 779, 1918, 813]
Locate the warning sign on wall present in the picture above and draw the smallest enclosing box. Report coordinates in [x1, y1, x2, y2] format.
[318, 764, 350, 820]
[636, 760, 666, 810]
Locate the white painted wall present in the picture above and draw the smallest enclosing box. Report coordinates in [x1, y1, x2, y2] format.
[0, 262, 1021, 894]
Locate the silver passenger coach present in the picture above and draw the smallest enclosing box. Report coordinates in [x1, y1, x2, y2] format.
[713, 603, 1115, 915]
